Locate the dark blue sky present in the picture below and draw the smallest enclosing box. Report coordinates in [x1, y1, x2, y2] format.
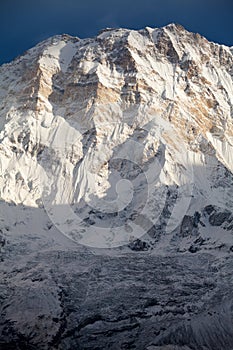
[1, 0, 233, 65]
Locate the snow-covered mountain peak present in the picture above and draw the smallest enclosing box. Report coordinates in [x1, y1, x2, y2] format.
[0, 24, 233, 249]
[2, 23, 233, 350]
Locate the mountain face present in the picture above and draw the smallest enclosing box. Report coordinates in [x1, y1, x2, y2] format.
[1, 24, 233, 349]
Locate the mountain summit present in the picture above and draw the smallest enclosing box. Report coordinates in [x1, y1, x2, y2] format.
[1, 24, 233, 349]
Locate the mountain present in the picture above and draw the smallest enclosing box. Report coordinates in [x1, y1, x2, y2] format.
[0, 24, 233, 349]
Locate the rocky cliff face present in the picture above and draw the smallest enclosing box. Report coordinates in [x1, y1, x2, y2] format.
[0, 24, 233, 349]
